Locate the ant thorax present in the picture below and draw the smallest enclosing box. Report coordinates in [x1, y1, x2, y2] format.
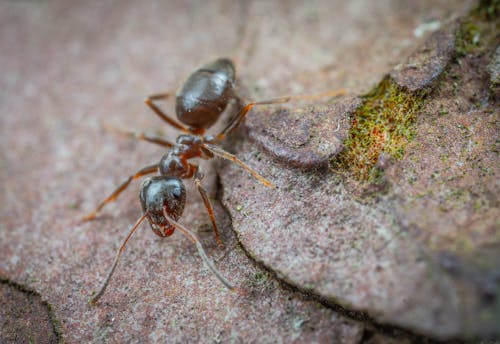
[158, 134, 203, 179]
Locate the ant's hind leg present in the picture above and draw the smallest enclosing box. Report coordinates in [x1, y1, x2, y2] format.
[81, 164, 158, 222]
[144, 93, 192, 133]
[216, 97, 290, 140]
[193, 169, 224, 248]
[215, 89, 347, 140]
[147, 92, 170, 101]
[286, 89, 347, 102]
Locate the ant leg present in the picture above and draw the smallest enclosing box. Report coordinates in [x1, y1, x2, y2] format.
[147, 92, 170, 100]
[144, 93, 192, 133]
[193, 168, 223, 248]
[90, 212, 148, 304]
[81, 164, 158, 222]
[216, 96, 290, 140]
[104, 125, 174, 148]
[123, 132, 174, 148]
[215, 89, 347, 141]
[202, 143, 275, 189]
[286, 89, 347, 101]
[162, 206, 234, 290]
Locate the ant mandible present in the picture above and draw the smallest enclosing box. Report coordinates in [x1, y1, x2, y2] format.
[82, 58, 290, 303]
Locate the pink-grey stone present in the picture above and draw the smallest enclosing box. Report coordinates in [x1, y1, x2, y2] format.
[220, 6, 500, 340]
[0, 0, 482, 342]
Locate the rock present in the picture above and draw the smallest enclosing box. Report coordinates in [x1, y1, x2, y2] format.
[220, 6, 500, 339]
[246, 97, 360, 169]
[0, 279, 61, 344]
[0, 0, 481, 341]
[390, 21, 458, 92]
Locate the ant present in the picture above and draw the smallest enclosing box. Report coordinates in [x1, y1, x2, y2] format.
[82, 58, 291, 304]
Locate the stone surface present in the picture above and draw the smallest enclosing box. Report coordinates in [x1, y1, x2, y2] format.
[0, 0, 480, 342]
[0, 279, 60, 344]
[221, 140, 462, 338]
[246, 97, 360, 169]
[390, 21, 459, 92]
[220, 4, 499, 340]
[386, 40, 500, 336]
[488, 46, 500, 97]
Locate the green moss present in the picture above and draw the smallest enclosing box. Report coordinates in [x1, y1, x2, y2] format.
[254, 272, 265, 281]
[331, 78, 425, 181]
[331, 0, 498, 183]
[45, 302, 65, 344]
[456, 0, 499, 56]
[456, 21, 482, 55]
[477, 0, 500, 21]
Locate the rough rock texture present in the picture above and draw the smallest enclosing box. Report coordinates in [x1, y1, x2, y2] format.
[488, 46, 500, 97]
[386, 39, 500, 336]
[0, 0, 482, 342]
[221, 140, 461, 337]
[390, 21, 459, 92]
[220, 2, 499, 340]
[0, 279, 61, 344]
[246, 98, 360, 169]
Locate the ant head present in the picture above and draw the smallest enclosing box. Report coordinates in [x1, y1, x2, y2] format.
[140, 176, 186, 237]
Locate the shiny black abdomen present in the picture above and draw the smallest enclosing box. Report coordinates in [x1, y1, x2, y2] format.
[175, 58, 236, 130]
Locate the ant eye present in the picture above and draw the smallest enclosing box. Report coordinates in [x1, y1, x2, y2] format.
[172, 188, 182, 199]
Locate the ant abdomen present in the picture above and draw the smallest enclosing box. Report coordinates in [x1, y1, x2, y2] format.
[175, 58, 236, 129]
[140, 176, 186, 237]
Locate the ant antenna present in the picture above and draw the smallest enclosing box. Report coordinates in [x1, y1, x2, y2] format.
[89, 213, 148, 304]
[162, 206, 235, 291]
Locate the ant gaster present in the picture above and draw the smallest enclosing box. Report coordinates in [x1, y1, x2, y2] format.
[83, 58, 290, 303]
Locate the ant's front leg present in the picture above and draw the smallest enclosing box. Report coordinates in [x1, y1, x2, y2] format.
[193, 167, 224, 248]
[81, 164, 158, 222]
